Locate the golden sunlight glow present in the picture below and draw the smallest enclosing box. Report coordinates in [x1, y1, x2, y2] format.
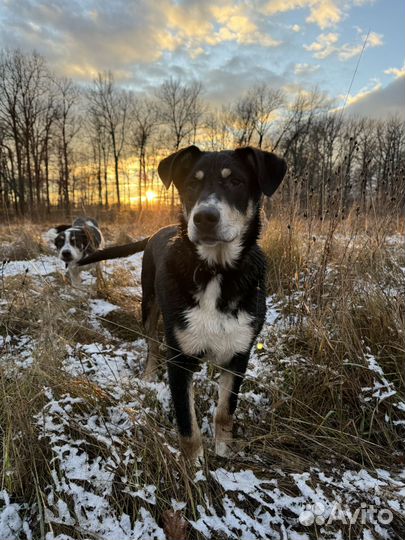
[145, 190, 157, 202]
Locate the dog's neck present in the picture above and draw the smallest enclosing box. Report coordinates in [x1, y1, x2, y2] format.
[178, 207, 261, 270]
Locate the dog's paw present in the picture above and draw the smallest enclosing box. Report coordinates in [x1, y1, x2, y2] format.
[194, 446, 205, 467]
[142, 371, 157, 383]
[215, 440, 232, 458]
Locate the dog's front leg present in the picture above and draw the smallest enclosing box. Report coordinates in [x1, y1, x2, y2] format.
[215, 352, 249, 458]
[167, 353, 203, 464]
[67, 265, 82, 288]
[95, 262, 104, 287]
[143, 301, 161, 382]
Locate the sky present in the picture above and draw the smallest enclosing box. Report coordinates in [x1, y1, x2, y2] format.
[0, 0, 404, 118]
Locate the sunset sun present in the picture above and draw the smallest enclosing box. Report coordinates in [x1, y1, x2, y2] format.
[145, 190, 157, 202]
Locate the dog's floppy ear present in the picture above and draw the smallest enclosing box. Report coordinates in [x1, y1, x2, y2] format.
[236, 147, 287, 197]
[44, 224, 70, 243]
[158, 145, 202, 189]
[55, 224, 71, 234]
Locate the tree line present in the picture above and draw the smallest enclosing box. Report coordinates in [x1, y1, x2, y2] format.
[0, 49, 404, 218]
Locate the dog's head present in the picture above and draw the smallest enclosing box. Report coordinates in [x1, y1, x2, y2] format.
[158, 146, 286, 251]
[46, 225, 92, 265]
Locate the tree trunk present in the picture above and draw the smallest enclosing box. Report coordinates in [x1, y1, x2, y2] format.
[62, 136, 70, 216]
[114, 155, 120, 207]
[104, 163, 109, 208]
[45, 143, 50, 213]
[138, 149, 143, 212]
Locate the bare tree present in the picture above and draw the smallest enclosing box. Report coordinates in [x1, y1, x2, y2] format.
[278, 89, 330, 164]
[156, 78, 203, 207]
[336, 118, 363, 212]
[88, 71, 129, 206]
[37, 84, 57, 212]
[314, 114, 342, 216]
[228, 85, 285, 148]
[375, 117, 405, 206]
[229, 94, 257, 147]
[0, 123, 15, 212]
[354, 118, 376, 212]
[130, 96, 158, 210]
[0, 49, 59, 215]
[87, 102, 111, 207]
[251, 84, 285, 148]
[156, 78, 203, 150]
[204, 107, 232, 150]
[53, 77, 80, 215]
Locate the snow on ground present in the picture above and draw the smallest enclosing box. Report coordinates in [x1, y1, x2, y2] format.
[1, 255, 61, 278]
[1, 250, 404, 540]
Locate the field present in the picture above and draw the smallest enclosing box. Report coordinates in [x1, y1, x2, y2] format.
[0, 209, 404, 540]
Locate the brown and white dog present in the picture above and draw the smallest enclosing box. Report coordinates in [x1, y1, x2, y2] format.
[46, 217, 104, 287]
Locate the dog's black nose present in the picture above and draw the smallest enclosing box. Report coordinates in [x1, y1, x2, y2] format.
[61, 250, 73, 261]
[193, 206, 220, 231]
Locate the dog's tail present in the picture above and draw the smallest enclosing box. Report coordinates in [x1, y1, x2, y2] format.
[78, 237, 149, 266]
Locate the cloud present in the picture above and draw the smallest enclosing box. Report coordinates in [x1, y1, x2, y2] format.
[294, 62, 320, 75]
[338, 31, 383, 60]
[0, 0, 284, 80]
[352, 0, 376, 5]
[0, 0, 170, 77]
[206, 8, 281, 48]
[303, 32, 339, 59]
[304, 31, 383, 61]
[0, 0, 395, 116]
[201, 52, 288, 105]
[345, 81, 382, 106]
[263, 0, 343, 29]
[305, 0, 342, 29]
[343, 76, 405, 119]
[384, 65, 405, 79]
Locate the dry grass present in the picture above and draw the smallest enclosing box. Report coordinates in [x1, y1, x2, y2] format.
[261, 218, 303, 295]
[109, 207, 174, 239]
[0, 227, 52, 261]
[257, 210, 405, 470]
[0, 208, 404, 538]
[1, 278, 76, 500]
[0, 205, 173, 255]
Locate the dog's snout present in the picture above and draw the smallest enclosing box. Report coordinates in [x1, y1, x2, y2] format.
[61, 250, 72, 261]
[193, 206, 220, 230]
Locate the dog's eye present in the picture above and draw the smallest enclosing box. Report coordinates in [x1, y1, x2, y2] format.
[55, 236, 64, 248]
[230, 177, 242, 187]
[187, 180, 201, 191]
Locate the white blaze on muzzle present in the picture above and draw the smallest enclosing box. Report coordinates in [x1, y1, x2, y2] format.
[188, 195, 255, 243]
[187, 196, 255, 267]
[58, 230, 83, 264]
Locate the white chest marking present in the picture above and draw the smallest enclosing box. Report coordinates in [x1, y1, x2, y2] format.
[197, 240, 243, 269]
[175, 276, 254, 365]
